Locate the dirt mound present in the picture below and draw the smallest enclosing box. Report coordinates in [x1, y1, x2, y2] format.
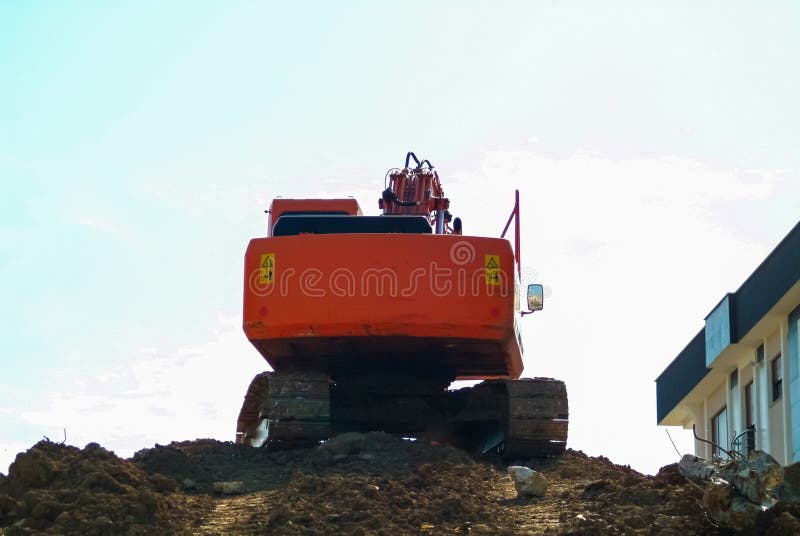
[0, 440, 181, 535]
[13, 432, 800, 534]
[132, 432, 472, 494]
[131, 433, 727, 535]
[263, 464, 510, 534]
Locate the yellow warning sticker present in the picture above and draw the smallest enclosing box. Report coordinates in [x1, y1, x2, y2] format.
[485, 254, 501, 286]
[259, 253, 275, 284]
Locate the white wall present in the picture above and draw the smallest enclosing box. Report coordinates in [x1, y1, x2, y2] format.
[756, 342, 771, 454]
[729, 368, 742, 446]
[769, 398, 786, 463]
[686, 318, 798, 464]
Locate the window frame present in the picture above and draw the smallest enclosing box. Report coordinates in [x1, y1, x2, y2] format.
[772, 353, 783, 403]
[744, 381, 755, 428]
[711, 406, 729, 459]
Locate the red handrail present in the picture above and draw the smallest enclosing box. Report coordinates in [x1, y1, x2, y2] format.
[500, 190, 521, 279]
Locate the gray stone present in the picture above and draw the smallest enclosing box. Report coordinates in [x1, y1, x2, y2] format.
[507, 466, 548, 498]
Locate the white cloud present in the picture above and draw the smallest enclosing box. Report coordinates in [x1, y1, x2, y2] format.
[16, 313, 267, 464]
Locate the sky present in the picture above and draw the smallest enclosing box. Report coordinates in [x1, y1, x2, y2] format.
[1, 1, 798, 475]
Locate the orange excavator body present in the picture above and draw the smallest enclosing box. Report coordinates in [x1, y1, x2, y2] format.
[236, 153, 568, 457]
[243, 230, 523, 381]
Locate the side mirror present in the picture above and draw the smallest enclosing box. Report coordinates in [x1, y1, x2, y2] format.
[526, 284, 544, 313]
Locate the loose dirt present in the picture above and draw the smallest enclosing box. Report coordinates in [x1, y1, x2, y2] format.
[2, 432, 796, 535]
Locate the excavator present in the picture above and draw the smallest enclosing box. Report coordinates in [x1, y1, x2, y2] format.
[235, 152, 568, 458]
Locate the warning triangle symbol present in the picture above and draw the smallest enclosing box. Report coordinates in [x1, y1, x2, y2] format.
[262, 257, 274, 268]
[486, 257, 499, 269]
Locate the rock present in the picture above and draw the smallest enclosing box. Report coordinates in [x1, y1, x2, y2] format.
[182, 478, 198, 490]
[678, 454, 716, 482]
[213, 481, 245, 494]
[507, 466, 548, 498]
[703, 477, 733, 517]
[726, 451, 782, 504]
[703, 477, 762, 527]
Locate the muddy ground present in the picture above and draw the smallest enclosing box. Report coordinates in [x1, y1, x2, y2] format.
[2, 432, 798, 535]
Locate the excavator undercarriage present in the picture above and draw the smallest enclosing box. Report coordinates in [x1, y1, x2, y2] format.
[236, 371, 568, 459]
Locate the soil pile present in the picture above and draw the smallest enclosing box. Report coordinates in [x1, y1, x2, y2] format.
[0, 440, 180, 535]
[4, 432, 798, 534]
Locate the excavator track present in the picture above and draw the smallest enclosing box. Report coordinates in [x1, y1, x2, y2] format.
[235, 371, 330, 448]
[236, 372, 567, 458]
[266, 371, 330, 449]
[449, 377, 568, 458]
[235, 372, 272, 445]
[497, 378, 569, 458]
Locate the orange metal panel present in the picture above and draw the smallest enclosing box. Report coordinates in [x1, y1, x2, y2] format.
[267, 199, 362, 236]
[242, 233, 524, 380]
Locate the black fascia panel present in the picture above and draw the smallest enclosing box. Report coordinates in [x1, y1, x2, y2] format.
[732, 220, 800, 343]
[656, 329, 711, 423]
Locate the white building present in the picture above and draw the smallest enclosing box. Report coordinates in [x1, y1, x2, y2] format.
[657, 221, 800, 464]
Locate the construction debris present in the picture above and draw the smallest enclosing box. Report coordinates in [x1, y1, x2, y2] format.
[679, 450, 800, 530]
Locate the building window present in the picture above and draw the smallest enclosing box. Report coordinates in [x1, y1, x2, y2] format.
[772, 354, 783, 402]
[711, 406, 729, 459]
[743, 381, 756, 453]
